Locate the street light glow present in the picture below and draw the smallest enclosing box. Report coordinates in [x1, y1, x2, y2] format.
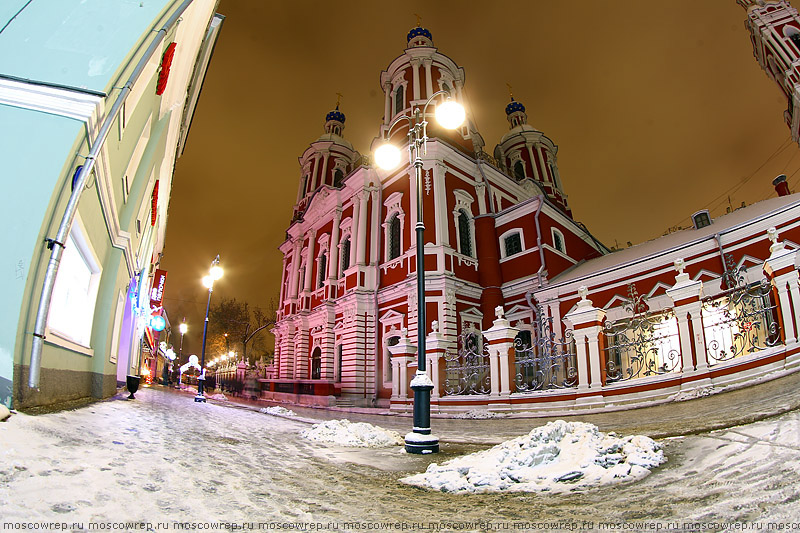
[435, 99, 466, 130]
[374, 143, 402, 170]
[179, 322, 188, 335]
[210, 265, 224, 280]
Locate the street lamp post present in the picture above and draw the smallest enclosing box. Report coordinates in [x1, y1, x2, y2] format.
[374, 90, 465, 454]
[177, 320, 187, 388]
[196, 255, 223, 403]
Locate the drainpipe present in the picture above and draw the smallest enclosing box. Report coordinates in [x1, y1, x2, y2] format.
[28, 0, 194, 389]
[373, 287, 380, 406]
[533, 195, 546, 287]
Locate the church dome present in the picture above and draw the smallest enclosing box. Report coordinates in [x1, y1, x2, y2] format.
[505, 97, 526, 115]
[325, 106, 346, 124]
[406, 26, 433, 47]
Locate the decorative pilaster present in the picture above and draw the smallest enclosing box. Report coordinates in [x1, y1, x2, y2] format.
[423, 58, 433, 99]
[482, 306, 519, 397]
[425, 321, 447, 399]
[411, 59, 421, 101]
[666, 258, 711, 389]
[388, 328, 415, 402]
[356, 190, 369, 266]
[564, 287, 605, 407]
[763, 227, 800, 360]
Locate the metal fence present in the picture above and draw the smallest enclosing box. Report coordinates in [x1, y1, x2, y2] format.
[443, 331, 491, 395]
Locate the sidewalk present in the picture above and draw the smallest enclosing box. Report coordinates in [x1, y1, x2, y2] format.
[198, 368, 800, 444]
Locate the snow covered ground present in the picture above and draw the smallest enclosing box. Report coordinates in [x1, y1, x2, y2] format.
[1, 386, 799, 525]
[300, 419, 403, 447]
[401, 420, 664, 493]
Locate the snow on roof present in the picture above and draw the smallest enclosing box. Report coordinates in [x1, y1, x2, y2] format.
[300, 419, 404, 448]
[548, 193, 800, 287]
[400, 420, 664, 494]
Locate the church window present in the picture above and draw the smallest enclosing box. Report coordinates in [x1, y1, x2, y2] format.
[385, 335, 400, 382]
[504, 232, 523, 258]
[394, 85, 404, 115]
[341, 238, 351, 273]
[552, 228, 566, 254]
[784, 25, 800, 50]
[513, 161, 526, 182]
[311, 347, 321, 379]
[691, 210, 711, 229]
[333, 169, 344, 188]
[458, 210, 472, 257]
[389, 214, 401, 259]
[318, 253, 327, 288]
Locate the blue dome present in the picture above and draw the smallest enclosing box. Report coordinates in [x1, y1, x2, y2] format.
[505, 98, 526, 115]
[407, 26, 433, 43]
[326, 106, 346, 124]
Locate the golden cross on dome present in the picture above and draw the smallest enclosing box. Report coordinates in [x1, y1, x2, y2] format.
[414, 13, 422, 27]
[506, 83, 513, 99]
[335, 92, 343, 107]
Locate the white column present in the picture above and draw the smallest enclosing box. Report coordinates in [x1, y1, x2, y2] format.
[535, 145, 549, 184]
[309, 154, 320, 191]
[289, 240, 302, 299]
[433, 162, 449, 246]
[350, 197, 360, 267]
[370, 188, 381, 265]
[328, 208, 342, 280]
[763, 231, 800, 346]
[423, 59, 433, 98]
[356, 191, 369, 265]
[319, 152, 330, 188]
[383, 82, 392, 125]
[303, 230, 316, 292]
[411, 59, 421, 101]
[526, 144, 541, 181]
[564, 289, 607, 405]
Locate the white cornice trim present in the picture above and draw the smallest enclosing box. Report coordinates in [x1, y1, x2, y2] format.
[0, 79, 102, 122]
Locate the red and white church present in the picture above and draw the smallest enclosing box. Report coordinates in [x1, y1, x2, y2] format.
[266, 5, 800, 414]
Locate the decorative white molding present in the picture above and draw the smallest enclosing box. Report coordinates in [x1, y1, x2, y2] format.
[0, 79, 102, 122]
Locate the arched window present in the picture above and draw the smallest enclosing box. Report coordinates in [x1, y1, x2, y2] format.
[785, 25, 800, 49]
[513, 161, 525, 181]
[333, 169, 344, 188]
[317, 253, 327, 288]
[394, 86, 404, 115]
[389, 214, 401, 259]
[458, 209, 472, 257]
[311, 347, 321, 380]
[340, 238, 351, 273]
[552, 228, 566, 254]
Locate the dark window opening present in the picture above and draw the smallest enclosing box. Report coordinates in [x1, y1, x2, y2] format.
[318, 254, 327, 288]
[311, 347, 321, 380]
[513, 161, 525, 181]
[504, 233, 522, 257]
[394, 86, 404, 115]
[333, 169, 344, 188]
[341, 239, 351, 272]
[458, 210, 472, 257]
[389, 215, 401, 259]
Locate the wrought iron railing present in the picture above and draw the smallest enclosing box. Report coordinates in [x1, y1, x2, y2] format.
[513, 303, 577, 392]
[443, 331, 491, 395]
[702, 259, 780, 365]
[604, 285, 681, 383]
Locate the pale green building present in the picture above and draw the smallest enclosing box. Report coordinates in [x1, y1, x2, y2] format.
[0, 0, 223, 408]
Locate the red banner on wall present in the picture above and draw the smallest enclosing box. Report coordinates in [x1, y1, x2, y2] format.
[150, 269, 168, 309]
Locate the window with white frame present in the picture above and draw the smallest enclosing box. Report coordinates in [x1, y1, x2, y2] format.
[48, 220, 101, 348]
[452, 189, 476, 258]
[340, 237, 351, 274]
[394, 85, 404, 116]
[317, 252, 327, 288]
[383, 192, 405, 262]
[551, 228, 566, 254]
[500, 229, 525, 259]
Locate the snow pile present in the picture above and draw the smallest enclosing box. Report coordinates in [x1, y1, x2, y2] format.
[668, 386, 716, 402]
[400, 420, 664, 494]
[301, 419, 403, 447]
[208, 393, 227, 401]
[452, 409, 505, 419]
[260, 406, 297, 417]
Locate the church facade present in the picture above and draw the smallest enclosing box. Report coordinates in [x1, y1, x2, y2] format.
[267, 16, 800, 413]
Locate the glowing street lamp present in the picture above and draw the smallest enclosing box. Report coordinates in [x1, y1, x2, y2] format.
[196, 255, 223, 403]
[374, 90, 465, 454]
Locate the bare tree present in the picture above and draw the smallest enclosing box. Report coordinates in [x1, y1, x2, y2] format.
[207, 298, 275, 364]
